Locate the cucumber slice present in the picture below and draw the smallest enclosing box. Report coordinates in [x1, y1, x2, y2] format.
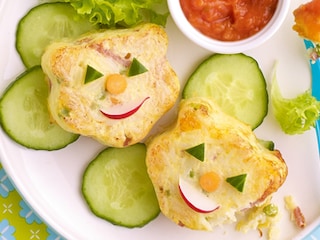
[0, 66, 79, 150]
[82, 143, 160, 228]
[258, 139, 275, 151]
[16, 2, 98, 68]
[182, 53, 268, 129]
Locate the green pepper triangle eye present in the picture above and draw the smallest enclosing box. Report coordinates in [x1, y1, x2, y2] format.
[128, 58, 148, 77]
[85, 65, 103, 84]
[226, 174, 247, 192]
[185, 143, 205, 162]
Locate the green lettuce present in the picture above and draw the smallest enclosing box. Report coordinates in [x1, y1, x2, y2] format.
[271, 70, 320, 135]
[60, 0, 169, 27]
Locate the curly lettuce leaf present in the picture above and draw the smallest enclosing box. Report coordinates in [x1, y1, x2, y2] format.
[60, 0, 169, 27]
[271, 70, 320, 135]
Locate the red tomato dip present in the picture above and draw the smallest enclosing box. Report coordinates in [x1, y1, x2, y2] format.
[180, 0, 278, 41]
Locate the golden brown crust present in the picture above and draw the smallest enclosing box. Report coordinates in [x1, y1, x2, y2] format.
[146, 97, 288, 230]
[41, 23, 180, 147]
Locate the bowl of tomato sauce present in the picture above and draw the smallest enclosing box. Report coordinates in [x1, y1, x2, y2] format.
[168, 0, 290, 53]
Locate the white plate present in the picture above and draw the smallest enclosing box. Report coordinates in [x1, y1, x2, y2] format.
[0, 0, 319, 239]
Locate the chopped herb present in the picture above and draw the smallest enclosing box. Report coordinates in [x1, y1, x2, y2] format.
[226, 174, 247, 192]
[128, 58, 148, 77]
[185, 143, 205, 162]
[85, 65, 103, 84]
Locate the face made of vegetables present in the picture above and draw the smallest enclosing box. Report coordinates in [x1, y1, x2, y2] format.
[85, 58, 149, 120]
[146, 97, 287, 230]
[174, 107, 281, 215]
[41, 24, 180, 147]
[179, 142, 247, 213]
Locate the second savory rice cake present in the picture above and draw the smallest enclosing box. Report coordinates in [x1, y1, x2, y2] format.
[146, 97, 288, 231]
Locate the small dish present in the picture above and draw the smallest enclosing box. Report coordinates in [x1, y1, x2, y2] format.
[168, 0, 291, 53]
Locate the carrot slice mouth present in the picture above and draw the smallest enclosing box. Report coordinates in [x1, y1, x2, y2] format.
[100, 97, 150, 119]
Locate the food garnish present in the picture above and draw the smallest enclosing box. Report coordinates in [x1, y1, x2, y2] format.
[128, 58, 148, 76]
[182, 53, 268, 129]
[59, 0, 169, 27]
[85, 65, 104, 84]
[16, 2, 98, 68]
[178, 177, 220, 213]
[199, 171, 221, 193]
[271, 67, 320, 135]
[0, 66, 79, 150]
[82, 143, 160, 227]
[185, 143, 205, 162]
[104, 74, 128, 94]
[100, 96, 150, 119]
[226, 174, 247, 193]
[258, 139, 275, 151]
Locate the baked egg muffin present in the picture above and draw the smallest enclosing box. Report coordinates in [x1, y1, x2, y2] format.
[41, 23, 180, 147]
[146, 97, 288, 230]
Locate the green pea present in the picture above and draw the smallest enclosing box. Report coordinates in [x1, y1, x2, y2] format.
[263, 204, 278, 217]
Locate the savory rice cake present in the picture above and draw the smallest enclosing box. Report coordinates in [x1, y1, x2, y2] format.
[146, 97, 288, 230]
[41, 23, 180, 147]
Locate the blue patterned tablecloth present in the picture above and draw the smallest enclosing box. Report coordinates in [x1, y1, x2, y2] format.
[0, 162, 64, 240]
